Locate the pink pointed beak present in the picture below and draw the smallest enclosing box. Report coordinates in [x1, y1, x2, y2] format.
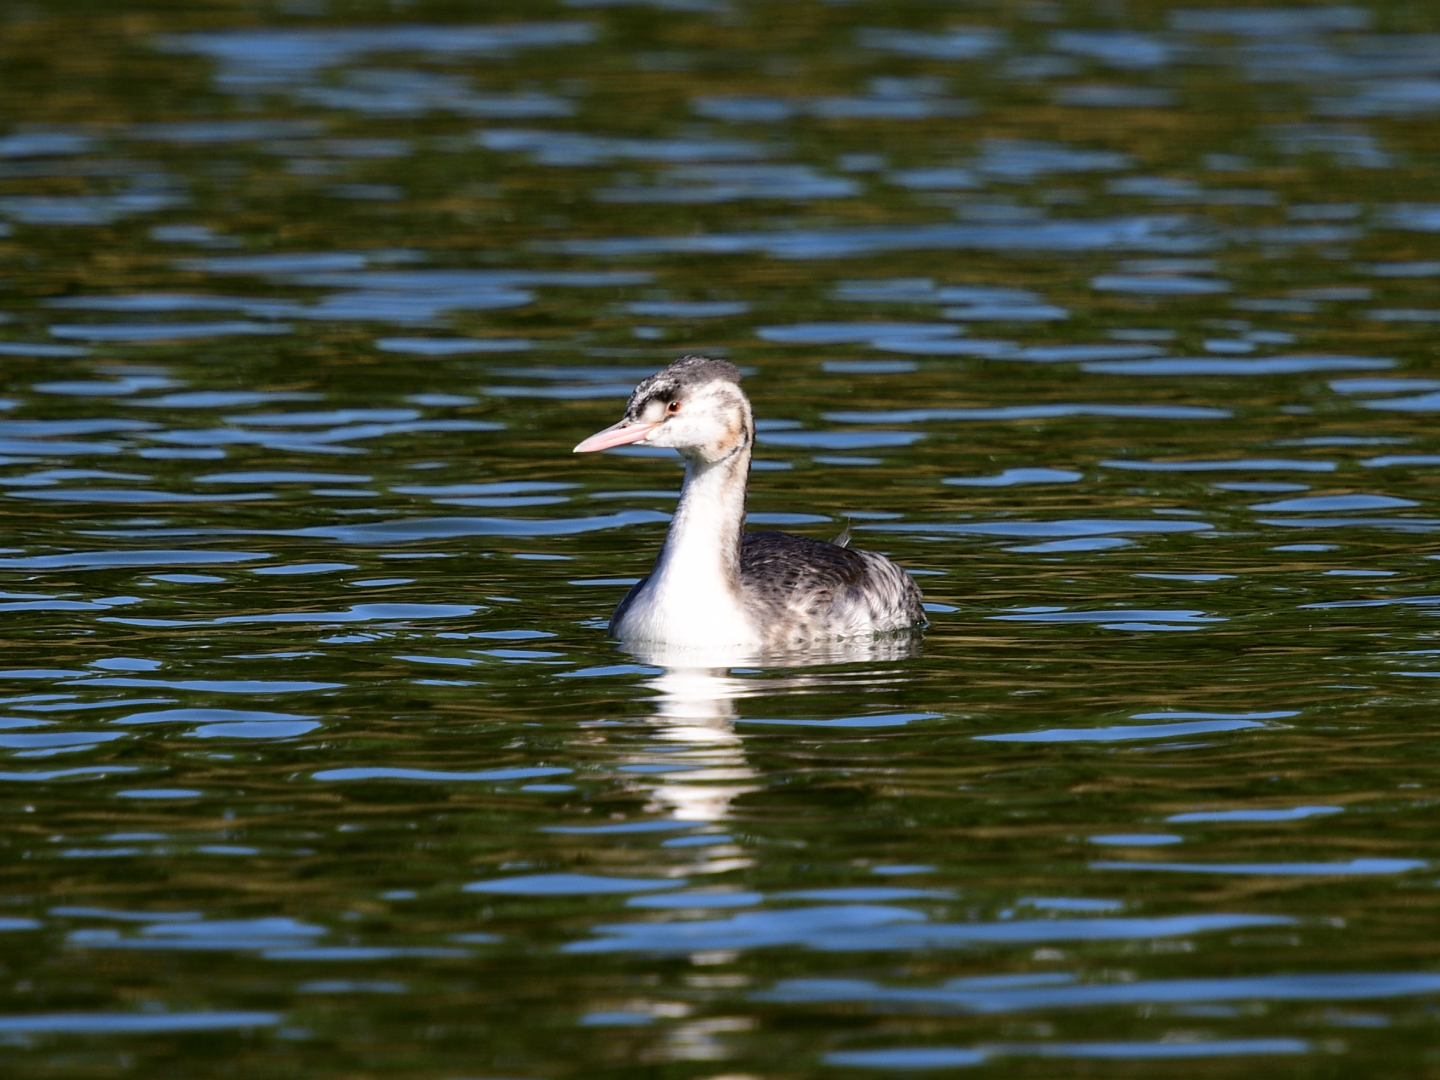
[573, 419, 660, 453]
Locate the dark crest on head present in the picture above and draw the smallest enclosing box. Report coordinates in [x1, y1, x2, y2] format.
[625, 355, 743, 416]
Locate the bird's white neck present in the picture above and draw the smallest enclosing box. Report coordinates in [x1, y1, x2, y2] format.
[655, 447, 749, 592]
[614, 437, 757, 647]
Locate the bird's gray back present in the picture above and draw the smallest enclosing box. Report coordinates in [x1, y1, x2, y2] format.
[739, 530, 924, 644]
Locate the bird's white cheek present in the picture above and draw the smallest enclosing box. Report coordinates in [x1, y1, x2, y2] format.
[645, 423, 677, 448]
[650, 417, 699, 447]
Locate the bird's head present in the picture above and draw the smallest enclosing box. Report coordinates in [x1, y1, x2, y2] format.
[573, 355, 751, 463]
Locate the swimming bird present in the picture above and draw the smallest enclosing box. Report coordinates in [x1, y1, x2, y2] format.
[573, 355, 925, 650]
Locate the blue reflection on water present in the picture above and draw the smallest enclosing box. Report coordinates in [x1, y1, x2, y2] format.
[1168, 806, 1343, 824]
[976, 718, 1264, 743]
[760, 969, 1440, 1012]
[0, 1011, 281, 1034]
[568, 907, 1289, 954]
[159, 23, 596, 92]
[466, 873, 684, 895]
[552, 216, 1209, 259]
[826, 1039, 1308, 1067]
[1093, 857, 1425, 874]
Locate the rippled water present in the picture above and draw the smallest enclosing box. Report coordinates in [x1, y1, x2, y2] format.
[3, 0, 1440, 1075]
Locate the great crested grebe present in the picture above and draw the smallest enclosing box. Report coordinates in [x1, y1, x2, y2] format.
[573, 355, 925, 650]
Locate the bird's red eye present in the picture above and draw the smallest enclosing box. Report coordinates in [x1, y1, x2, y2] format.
[667, 401, 681, 414]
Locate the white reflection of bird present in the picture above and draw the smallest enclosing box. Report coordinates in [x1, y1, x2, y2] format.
[574, 356, 925, 651]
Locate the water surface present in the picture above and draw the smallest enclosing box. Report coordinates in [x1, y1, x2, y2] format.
[2, 0, 1440, 1076]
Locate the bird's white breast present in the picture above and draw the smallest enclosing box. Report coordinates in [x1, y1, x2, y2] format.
[612, 569, 760, 648]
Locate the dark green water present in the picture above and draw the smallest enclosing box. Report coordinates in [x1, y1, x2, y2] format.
[2, 0, 1440, 1075]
